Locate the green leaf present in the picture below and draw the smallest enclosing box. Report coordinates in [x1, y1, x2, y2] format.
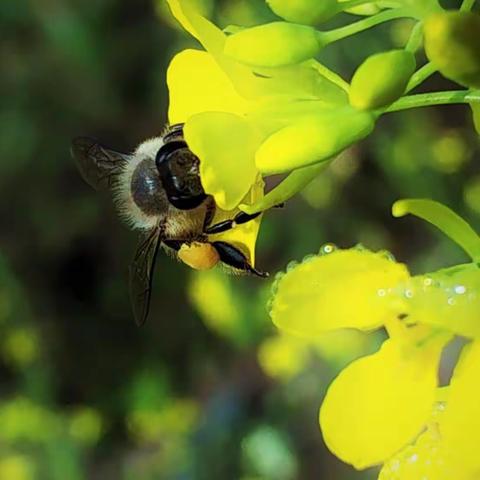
[392, 199, 480, 262]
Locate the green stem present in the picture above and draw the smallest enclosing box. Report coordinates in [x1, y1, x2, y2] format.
[405, 21, 423, 53]
[239, 161, 331, 214]
[321, 7, 415, 44]
[310, 60, 350, 92]
[460, 0, 476, 11]
[385, 90, 480, 112]
[406, 62, 437, 92]
[392, 199, 480, 262]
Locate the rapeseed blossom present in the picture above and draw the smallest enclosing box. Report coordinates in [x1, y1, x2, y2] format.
[269, 199, 480, 475]
[165, 0, 375, 214]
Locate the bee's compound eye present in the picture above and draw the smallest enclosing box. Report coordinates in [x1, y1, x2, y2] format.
[156, 141, 206, 210]
[130, 158, 167, 216]
[178, 242, 219, 270]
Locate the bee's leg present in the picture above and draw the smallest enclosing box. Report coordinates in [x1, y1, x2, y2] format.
[204, 202, 285, 235]
[202, 197, 217, 230]
[204, 211, 261, 235]
[211, 241, 268, 278]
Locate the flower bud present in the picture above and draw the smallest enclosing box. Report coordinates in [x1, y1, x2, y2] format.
[224, 22, 324, 67]
[349, 50, 416, 110]
[266, 0, 339, 25]
[255, 107, 375, 174]
[424, 11, 480, 89]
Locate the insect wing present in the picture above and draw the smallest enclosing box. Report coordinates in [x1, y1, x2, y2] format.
[71, 137, 129, 191]
[129, 228, 162, 326]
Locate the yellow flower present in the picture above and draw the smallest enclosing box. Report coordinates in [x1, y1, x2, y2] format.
[270, 247, 410, 337]
[320, 334, 446, 469]
[269, 199, 480, 470]
[165, 0, 373, 214]
[379, 341, 480, 479]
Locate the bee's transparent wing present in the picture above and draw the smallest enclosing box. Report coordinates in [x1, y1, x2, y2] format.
[129, 228, 162, 326]
[71, 137, 130, 191]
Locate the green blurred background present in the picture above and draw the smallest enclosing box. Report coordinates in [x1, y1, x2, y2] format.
[0, 0, 478, 478]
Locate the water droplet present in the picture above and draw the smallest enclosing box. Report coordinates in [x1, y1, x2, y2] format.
[377, 288, 387, 297]
[447, 297, 456, 306]
[423, 276, 434, 287]
[380, 250, 396, 262]
[270, 271, 285, 296]
[320, 243, 337, 255]
[390, 459, 401, 472]
[454, 285, 466, 295]
[302, 254, 316, 263]
[404, 289, 414, 299]
[266, 297, 273, 314]
[408, 453, 419, 463]
[353, 243, 366, 251]
[286, 260, 298, 272]
[274, 271, 285, 282]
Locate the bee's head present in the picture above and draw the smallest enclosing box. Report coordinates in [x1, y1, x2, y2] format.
[155, 140, 206, 210]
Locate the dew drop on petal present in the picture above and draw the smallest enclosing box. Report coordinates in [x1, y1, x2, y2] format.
[274, 271, 285, 282]
[423, 276, 434, 288]
[380, 250, 396, 262]
[408, 453, 419, 463]
[286, 260, 298, 272]
[270, 271, 286, 296]
[302, 253, 316, 263]
[265, 297, 274, 313]
[319, 243, 337, 255]
[391, 459, 401, 472]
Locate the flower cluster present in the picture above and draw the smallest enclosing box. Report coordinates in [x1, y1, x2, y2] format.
[269, 199, 480, 478]
[165, 0, 480, 221]
[163, 1, 480, 475]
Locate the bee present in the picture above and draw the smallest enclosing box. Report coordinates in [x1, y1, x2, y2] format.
[71, 124, 267, 326]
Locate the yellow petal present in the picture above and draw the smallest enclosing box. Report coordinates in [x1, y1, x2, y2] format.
[166, 0, 220, 42]
[184, 112, 260, 211]
[320, 338, 442, 469]
[166, 0, 330, 102]
[208, 177, 264, 266]
[270, 248, 410, 337]
[440, 341, 480, 475]
[378, 409, 455, 480]
[166, 0, 257, 100]
[167, 49, 248, 124]
[403, 264, 480, 339]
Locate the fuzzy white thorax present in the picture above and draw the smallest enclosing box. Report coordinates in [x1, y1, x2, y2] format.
[114, 136, 165, 231]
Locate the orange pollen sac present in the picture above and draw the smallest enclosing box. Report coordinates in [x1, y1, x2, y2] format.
[178, 242, 220, 270]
